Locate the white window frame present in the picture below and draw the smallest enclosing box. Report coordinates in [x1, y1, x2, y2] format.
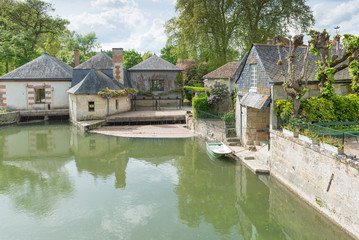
[249, 64, 258, 92]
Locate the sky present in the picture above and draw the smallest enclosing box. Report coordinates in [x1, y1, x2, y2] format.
[45, 0, 359, 54]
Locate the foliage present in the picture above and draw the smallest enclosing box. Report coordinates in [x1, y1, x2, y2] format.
[123, 49, 143, 69]
[221, 111, 235, 123]
[192, 94, 209, 119]
[183, 86, 205, 101]
[0, 0, 69, 74]
[183, 60, 210, 86]
[308, 30, 359, 96]
[275, 95, 359, 123]
[142, 51, 153, 61]
[207, 80, 229, 105]
[98, 87, 138, 99]
[165, 0, 314, 68]
[137, 90, 154, 97]
[57, 31, 100, 67]
[160, 44, 178, 65]
[273, 99, 294, 121]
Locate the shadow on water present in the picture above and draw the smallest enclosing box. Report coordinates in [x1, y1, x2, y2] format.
[0, 122, 354, 239]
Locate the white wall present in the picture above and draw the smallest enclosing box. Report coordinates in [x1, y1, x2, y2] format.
[0, 81, 71, 110]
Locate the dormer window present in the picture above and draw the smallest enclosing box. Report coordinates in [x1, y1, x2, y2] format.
[249, 64, 258, 92]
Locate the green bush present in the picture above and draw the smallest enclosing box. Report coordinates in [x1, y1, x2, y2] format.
[274, 95, 359, 123]
[183, 86, 206, 101]
[192, 94, 209, 119]
[221, 111, 235, 123]
[273, 99, 294, 121]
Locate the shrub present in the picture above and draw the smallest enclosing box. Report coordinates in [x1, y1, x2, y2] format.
[273, 99, 294, 121]
[300, 97, 337, 122]
[183, 86, 206, 101]
[207, 80, 229, 105]
[221, 111, 235, 123]
[192, 94, 209, 119]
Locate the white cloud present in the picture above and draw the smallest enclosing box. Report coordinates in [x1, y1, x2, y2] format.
[312, 0, 359, 35]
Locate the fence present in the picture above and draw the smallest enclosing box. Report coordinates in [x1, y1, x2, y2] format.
[285, 118, 358, 144]
[132, 96, 182, 111]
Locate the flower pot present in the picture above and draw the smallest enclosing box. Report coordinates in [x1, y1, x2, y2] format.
[283, 128, 298, 138]
[320, 143, 344, 155]
[298, 134, 312, 144]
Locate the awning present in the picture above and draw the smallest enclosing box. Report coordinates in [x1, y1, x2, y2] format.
[239, 92, 271, 111]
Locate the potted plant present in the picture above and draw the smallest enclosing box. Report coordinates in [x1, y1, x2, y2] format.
[282, 124, 299, 138]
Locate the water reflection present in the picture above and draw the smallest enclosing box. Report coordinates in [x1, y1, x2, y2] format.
[0, 123, 353, 239]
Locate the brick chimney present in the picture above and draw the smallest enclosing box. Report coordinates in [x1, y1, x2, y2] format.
[112, 48, 124, 85]
[74, 49, 80, 67]
[267, 37, 271, 45]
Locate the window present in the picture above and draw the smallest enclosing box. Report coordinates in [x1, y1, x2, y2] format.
[0, 94, 3, 104]
[35, 88, 45, 104]
[116, 100, 118, 110]
[249, 64, 257, 92]
[88, 101, 95, 112]
[150, 79, 164, 91]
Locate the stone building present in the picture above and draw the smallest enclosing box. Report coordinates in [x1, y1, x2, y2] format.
[235, 43, 353, 146]
[0, 53, 72, 110]
[202, 60, 246, 91]
[128, 54, 183, 109]
[68, 48, 131, 121]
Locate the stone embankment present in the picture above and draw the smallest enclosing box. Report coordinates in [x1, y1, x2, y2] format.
[270, 130, 359, 239]
[0, 112, 20, 125]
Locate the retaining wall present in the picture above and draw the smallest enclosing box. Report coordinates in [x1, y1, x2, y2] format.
[270, 130, 359, 238]
[0, 112, 20, 125]
[186, 114, 226, 141]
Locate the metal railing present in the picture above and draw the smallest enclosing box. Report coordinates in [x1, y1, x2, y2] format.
[284, 118, 358, 144]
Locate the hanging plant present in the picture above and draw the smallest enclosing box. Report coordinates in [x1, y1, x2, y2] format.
[98, 87, 138, 99]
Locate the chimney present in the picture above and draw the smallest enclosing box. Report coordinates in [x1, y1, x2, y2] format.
[74, 49, 79, 67]
[267, 37, 271, 45]
[112, 48, 124, 85]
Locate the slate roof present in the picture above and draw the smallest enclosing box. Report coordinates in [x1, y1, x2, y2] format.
[252, 44, 351, 83]
[0, 53, 72, 80]
[68, 68, 122, 95]
[75, 51, 113, 69]
[129, 55, 182, 71]
[203, 62, 241, 79]
[239, 92, 271, 110]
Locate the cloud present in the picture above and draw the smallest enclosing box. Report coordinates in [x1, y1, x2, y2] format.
[312, 0, 359, 35]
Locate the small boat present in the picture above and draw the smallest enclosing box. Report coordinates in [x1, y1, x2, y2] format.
[206, 141, 232, 158]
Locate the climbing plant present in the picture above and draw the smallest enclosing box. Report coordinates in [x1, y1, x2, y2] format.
[98, 87, 138, 99]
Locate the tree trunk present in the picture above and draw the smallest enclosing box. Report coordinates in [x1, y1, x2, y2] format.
[5, 62, 9, 73]
[292, 97, 301, 117]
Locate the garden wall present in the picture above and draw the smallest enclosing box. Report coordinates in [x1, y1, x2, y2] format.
[0, 112, 20, 125]
[270, 130, 359, 238]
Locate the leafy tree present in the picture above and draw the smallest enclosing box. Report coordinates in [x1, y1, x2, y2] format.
[160, 45, 178, 65]
[308, 29, 359, 96]
[166, 0, 314, 68]
[142, 51, 153, 61]
[0, 0, 69, 73]
[123, 49, 142, 69]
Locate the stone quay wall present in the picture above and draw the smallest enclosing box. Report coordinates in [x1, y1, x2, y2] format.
[270, 130, 359, 238]
[186, 114, 227, 142]
[0, 112, 20, 126]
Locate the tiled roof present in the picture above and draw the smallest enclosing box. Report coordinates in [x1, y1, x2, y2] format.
[68, 68, 122, 95]
[203, 62, 241, 79]
[129, 55, 182, 71]
[75, 51, 113, 69]
[0, 53, 72, 80]
[239, 92, 270, 110]
[253, 44, 351, 82]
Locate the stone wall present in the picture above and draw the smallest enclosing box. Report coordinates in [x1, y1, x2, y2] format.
[270, 130, 359, 238]
[186, 114, 227, 142]
[0, 112, 20, 125]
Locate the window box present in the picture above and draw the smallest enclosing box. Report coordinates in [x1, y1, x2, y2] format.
[320, 143, 344, 155]
[282, 128, 298, 138]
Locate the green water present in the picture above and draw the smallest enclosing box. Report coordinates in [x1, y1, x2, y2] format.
[0, 122, 353, 240]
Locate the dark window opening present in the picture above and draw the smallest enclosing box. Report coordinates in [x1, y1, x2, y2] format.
[150, 79, 164, 91]
[0, 94, 3, 104]
[88, 101, 95, 112]
[116, 100, 118, 110]
[35, 88, 45, 104]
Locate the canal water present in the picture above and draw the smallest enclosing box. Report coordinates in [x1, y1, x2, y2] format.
[0, 122, 353, 239]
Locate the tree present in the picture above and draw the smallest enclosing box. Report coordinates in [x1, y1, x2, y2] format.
[183, 60, 210, 87]
[142, 51, 153, 61]
[123, 49, 142, 69]
[166, 0, 314, 68]
[0, 0, 69, 73]
[308, 29, 359, 97]
[160, 45, 178, 65]
[276, 35, 309, 117]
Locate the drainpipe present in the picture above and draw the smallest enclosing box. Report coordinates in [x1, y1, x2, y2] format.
[107, 98, 109, 116]
[240, 105, 243, 140]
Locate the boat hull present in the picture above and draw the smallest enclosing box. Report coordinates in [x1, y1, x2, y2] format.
[206, 141, 232, 158]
